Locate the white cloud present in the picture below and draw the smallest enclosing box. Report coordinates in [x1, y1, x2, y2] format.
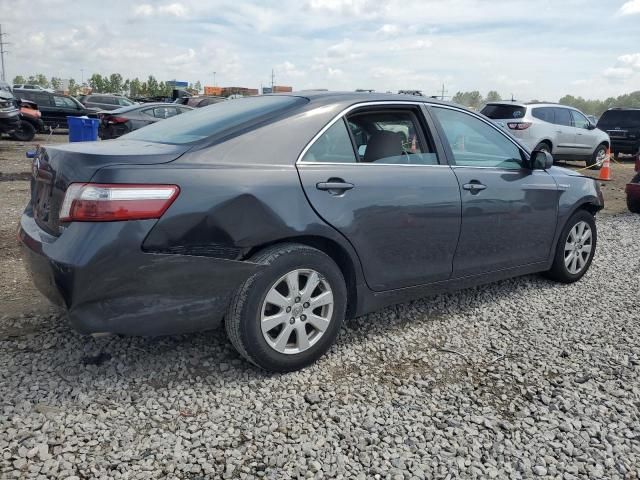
[133, 4, 154, 17]
[603, 67, 634, 80]
[306, 0, 373, 15]
[133, 2, 188, 18]
[377, 24, 399, 37]
[158, 3, 188, 17]
[619, 0, 640, 15]
[618, 53, 640, 69]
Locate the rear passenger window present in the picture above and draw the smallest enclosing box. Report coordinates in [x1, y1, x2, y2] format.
[346, 109, 437, 165]
[301, 119, 356, 163]
[553, 108, 572, 127]
[532, 107, 554, 123]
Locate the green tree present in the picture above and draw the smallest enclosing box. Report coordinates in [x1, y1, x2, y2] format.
[27, 74, 49, 88]
[452, 91, 484, 109]
[146, 75, 159, 96]
[486, 90, 502, 102]
[13, 75, 26, 85]
[108, 73, 123, 94]
[128, 77, 144, 97]
[68, 78, 79, 96]
[50, 77, 62, 91]
[88, 73, 106, 93]
[194, 80, 202, 93]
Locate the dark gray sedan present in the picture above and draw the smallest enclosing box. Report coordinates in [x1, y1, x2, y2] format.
[19, 92, 603, 372]
[99, 103, 193, 139]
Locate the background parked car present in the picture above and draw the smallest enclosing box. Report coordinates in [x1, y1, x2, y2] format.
[596, 108, 640, 159]
[79, 94, 136, 111]
[13, 84, 54, 93]
[626, 172, 640, 213]
[99, 102, 193, 139]
[0, 86, 20, 137]
[175, 95, 226, 108]
[11, 99, 43, 141]
[481, 102, 610, 169]
[13, 89, 99, 129]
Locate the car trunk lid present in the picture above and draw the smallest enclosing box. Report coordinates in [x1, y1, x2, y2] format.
[30, 139, 190, 236]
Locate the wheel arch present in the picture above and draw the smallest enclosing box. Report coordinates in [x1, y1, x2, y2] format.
[537, 139, 553, 151]
[245, 235, 360, 318]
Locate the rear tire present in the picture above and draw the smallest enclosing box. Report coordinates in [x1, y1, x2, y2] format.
[544, 210, 597, 283]
[10, 120, 36, 142]
[586, 144, 606, 170]
[225, 243, 347, 372]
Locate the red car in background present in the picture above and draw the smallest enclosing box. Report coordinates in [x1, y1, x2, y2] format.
[627, 171, 640, 213]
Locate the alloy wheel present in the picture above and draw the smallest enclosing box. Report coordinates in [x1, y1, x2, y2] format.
[260, 269, 334, 355]
[564, 221, 593, 274]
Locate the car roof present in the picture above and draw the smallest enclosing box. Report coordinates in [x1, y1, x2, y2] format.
[605, 107, 640, 111]
[287, 90, 453, 107]
[109, 103, 192, 114]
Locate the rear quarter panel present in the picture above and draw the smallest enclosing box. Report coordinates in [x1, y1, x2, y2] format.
[91, 161, 366, 286]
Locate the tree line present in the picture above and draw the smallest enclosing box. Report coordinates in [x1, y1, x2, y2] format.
[11, 73, 202, 98]
[11, 74, 640, 115]
[452, 89, 640, 117]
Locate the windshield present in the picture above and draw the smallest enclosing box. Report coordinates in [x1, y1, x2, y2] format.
[481, 104, 526, 120]
[597, 110, 640, 128]
[123, 95, 308, 144]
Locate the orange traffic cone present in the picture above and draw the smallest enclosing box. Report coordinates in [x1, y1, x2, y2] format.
[599, 147, 612, 181]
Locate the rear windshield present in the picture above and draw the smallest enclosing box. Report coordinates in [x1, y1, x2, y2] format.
[123, 95, 308, 144]
[597, 110, 640, 128]
[480, 104, 526, 120]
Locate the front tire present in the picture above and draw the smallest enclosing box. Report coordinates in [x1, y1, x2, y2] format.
[225, 243, 347, 372]
[10, 120, 36, 142]
[586, 144, 606, 170]
[544, 210, 597, 283]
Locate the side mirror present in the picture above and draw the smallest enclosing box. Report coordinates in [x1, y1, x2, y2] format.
[530, 150, 553, 170]
[587, 123, 596, 130]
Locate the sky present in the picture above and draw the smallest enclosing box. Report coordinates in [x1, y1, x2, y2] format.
[1, 0, 639, 101]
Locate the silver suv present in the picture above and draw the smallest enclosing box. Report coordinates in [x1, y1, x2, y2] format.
[481, 102, 610, 169]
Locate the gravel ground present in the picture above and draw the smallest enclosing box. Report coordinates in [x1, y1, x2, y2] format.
[1, 214, 639, 479]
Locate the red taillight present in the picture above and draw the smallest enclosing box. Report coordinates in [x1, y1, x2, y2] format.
[106, 116, 128, 124]
[59, 184, 180, 222]
[507, 122, 532, 130]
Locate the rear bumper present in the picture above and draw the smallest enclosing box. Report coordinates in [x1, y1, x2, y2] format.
[99, 124, 129, 140]
[0, 114, 20, 132]
[19, 210, 264, 336]
[610, 139, 639, 154]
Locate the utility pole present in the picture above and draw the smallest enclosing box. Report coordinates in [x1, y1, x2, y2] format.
[440, 83, 448, 101]
[213, 71, 216, 87]
[0, 24, 11, 82]
[271, 69, 275, 93]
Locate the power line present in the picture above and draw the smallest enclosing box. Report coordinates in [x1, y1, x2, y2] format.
[0, 24, 11, 82]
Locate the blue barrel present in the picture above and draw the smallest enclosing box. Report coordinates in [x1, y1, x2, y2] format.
[67, 116, 99, 142]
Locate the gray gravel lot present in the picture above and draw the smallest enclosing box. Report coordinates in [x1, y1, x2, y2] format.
[1, 214, 639, 479]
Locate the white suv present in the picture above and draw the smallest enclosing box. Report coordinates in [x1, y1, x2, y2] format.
[481, 102, 610, 169]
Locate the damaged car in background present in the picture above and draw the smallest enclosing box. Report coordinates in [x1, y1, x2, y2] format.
[19, 92, 603, 372]
[0, 81, 21, 139]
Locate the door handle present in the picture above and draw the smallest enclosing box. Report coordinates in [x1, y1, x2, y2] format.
[316, 181, 354, 192]
[462, 182, 487, 193]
